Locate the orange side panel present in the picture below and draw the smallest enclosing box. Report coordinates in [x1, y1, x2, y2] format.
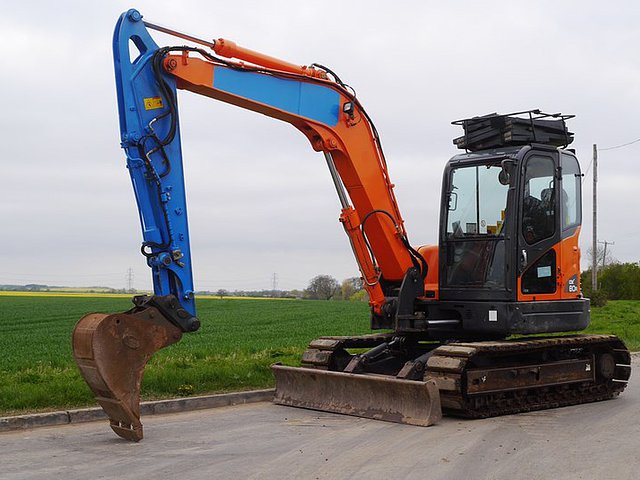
[517, 228, 582, 302]
[418, 244, 439, 300]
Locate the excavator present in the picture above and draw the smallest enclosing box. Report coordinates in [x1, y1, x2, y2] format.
[72, 9, 631, 441]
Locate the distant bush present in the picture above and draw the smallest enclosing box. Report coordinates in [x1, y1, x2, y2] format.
[349, 290, 369, 302]
[581, 262, 640, 301]
[589, 289, 608, 307]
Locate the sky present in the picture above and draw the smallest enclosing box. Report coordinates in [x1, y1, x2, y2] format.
[1, 1, 639, 291]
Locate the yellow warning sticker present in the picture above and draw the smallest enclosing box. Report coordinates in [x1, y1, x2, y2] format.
[144, 97, 164, 110]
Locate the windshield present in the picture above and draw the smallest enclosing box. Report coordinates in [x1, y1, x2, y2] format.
[447, 164, 509, 237]
[444, 163, 510, 290]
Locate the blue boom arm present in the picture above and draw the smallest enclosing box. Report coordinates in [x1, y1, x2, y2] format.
[113, 11, 199, 329]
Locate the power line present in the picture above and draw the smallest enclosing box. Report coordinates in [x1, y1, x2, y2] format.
[582, 137, 640, 184]
[599, 137, 640, 151]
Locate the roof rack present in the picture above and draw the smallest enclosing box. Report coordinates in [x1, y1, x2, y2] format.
[452, 109, 575, 152]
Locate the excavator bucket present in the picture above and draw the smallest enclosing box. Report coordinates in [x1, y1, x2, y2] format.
[72, 308, 182, 441]
[272, 365, 442, 426]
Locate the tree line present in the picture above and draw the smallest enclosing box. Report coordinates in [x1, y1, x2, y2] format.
[581, 262, 640, 305]
[304, 275, 368, 301]
[203, 275, 368, 301]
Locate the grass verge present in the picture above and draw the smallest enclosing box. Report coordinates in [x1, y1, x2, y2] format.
[585, 300, 640, 350]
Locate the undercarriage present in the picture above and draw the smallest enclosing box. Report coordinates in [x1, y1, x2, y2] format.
[273, 333, 631, 421]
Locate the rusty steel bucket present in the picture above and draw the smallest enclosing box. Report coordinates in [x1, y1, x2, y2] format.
[272, 364, 442, 426]
[72, 309, 182, 441]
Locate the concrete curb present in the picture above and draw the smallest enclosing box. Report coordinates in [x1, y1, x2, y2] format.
[0, 389, 275, 433]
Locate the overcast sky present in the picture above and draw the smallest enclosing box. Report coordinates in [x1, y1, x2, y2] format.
[2, 1, 639, 291]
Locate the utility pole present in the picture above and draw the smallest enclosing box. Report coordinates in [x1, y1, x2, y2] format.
[592, 144, 598, 291]
[126, 267, 134, 292]
[598, 240, 615, 270]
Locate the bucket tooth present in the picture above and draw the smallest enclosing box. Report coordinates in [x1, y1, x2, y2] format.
[272, 364, 442, 426]
[72, 308, 182, 441]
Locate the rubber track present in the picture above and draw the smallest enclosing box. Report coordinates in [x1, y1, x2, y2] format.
[426, 334, 631, 418]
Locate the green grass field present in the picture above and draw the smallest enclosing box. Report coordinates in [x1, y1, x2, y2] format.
[0, 294, 638, 416]
[0, 294, 370, 415]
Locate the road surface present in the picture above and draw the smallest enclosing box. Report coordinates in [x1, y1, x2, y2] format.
[2, 355, 638, 480]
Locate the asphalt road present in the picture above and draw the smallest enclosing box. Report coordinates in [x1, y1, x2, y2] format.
[3, 355, 638, 480]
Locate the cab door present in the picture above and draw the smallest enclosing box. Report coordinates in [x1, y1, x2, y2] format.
[557, 152, 583, 299]
[517, 150, 561, 300]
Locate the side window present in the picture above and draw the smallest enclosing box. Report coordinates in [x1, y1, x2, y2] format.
[522, 156, 556, 245]
[561, 154, 581, 231]
[521, 250, 557, 294]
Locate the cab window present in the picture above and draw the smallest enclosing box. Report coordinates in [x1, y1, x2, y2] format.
[561, 154, 581, 231]
[522, 156, 556, 245]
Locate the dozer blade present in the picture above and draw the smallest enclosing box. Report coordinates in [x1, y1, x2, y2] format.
[72, 308, 182, 441]
[272, 365, 442, 426]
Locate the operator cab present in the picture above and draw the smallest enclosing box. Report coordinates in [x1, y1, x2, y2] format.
[411, 111, 588, 339]
[439, 144, 582, 298]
